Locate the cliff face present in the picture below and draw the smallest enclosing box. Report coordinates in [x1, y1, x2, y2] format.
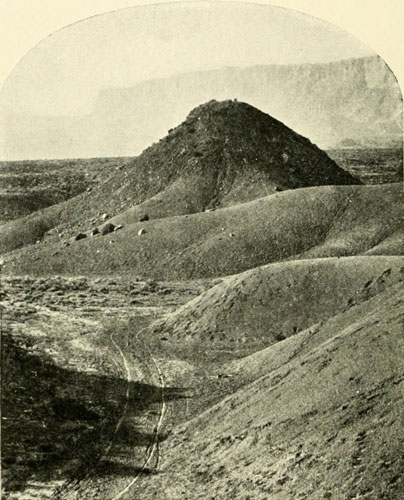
[3, 56, 402, 159]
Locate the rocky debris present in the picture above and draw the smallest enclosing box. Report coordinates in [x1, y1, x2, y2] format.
[139, 214, 149, 222]
[74, 233, 87, 241]
[101, 213, 110, 221]
[100, 223, 115, 235]
[91, 228, 100, 237]
[138, 228, 146, 236]
[114, 224, 123, 232]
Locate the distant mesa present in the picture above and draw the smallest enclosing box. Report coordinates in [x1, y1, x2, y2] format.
[5, 56, 401, 160]
[337, 138, 363, 149]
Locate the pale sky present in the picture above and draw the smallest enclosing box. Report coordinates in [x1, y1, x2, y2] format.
[0, 2, 374, 117]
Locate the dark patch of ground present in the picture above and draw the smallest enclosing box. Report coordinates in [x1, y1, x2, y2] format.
[327, 148, 403, 185]
[0, 157, 133, 223]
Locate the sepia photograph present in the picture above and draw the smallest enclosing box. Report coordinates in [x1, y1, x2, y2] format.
[0, 1, 403, 499]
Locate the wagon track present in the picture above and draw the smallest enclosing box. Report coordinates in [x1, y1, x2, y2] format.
[46, 326, 166, 500]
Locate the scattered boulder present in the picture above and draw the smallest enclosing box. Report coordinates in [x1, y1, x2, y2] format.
[74, 233, 87, 241]
[139, 214, 149, 222]
[101, 222, 116, 235]
[114, 224, 123, 232]
[91, 228, 100, 236]
[138, 228, 146, 236]
[101, 213, 110, 221]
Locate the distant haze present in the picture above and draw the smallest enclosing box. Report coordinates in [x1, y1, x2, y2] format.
[1, 2, 397, 160]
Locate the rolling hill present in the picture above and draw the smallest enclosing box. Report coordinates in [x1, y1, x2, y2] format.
[147, 256, 404, 346]
[2, 183, 401, 278]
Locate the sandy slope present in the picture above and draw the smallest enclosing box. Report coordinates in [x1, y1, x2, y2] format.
[3, 183, 402, 278]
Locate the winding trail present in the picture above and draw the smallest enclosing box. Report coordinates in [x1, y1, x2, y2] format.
[111, 329, 167, 500]
[47, 324, 167, 500]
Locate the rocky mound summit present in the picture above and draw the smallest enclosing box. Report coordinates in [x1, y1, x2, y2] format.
[0, 100, 360, 255]
[98, 99, 360, 216]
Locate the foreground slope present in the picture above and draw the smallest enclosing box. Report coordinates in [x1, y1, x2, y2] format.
[135, 268, 404, 500]
[3, 183, 401, 278]
[0, 100, 359, 255]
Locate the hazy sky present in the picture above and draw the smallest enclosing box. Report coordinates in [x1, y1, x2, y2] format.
[0, 2, 373, 117]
